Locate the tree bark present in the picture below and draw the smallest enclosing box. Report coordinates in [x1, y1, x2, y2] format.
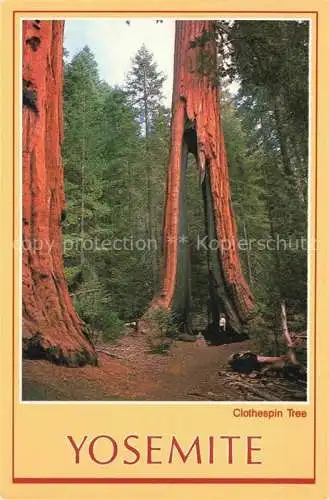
[22, 20, 97, 366]
[148, 21, 254, 334]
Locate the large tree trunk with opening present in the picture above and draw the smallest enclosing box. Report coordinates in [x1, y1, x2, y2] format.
[148, 20, 254, 334]
[22, 20, 97, 366]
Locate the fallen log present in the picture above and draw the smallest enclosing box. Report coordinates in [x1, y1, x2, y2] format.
[270, 383, 306, 397]
[188, 391, 229, 401]
[228, 351, 306, 382]
[281, 301, 298, 364]
[231, 382, 277, 401]
[228, 300, 306, 380]
[228, 351, 260, 373]
[95, 348, 125, 360]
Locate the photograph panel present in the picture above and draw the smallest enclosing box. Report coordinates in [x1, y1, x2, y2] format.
[21, 17, 310, 402]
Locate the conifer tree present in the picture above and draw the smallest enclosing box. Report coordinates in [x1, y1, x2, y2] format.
[125, 45, 166, 291]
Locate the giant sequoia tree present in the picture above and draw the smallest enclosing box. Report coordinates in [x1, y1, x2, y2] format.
[149, 20, 254, 334]
[22, 20, 97, 366]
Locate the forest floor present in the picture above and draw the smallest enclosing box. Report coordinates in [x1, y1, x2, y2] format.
[22, 332, 306, 402]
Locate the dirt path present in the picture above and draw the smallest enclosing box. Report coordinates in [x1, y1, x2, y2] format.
[22, 334, 256, 401]
[144, 339, 257, 401]
[22, 334, 305, 401]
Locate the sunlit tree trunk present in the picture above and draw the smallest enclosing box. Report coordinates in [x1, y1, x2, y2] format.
[149, 20, 254, 334]
[22, 20, 97, 366]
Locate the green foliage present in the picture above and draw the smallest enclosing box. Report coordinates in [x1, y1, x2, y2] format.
[143, 307, 175, 355]
[218, 21, 308, 351]
[147, 339, 171, 355]
[144, 307, 180, 338]
[125, 44, 166, 132]
[62, 44, 168, 342]
[125, 46, 169, 294]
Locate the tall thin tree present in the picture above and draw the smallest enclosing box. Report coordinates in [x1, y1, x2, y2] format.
[126, 45, 166, 291]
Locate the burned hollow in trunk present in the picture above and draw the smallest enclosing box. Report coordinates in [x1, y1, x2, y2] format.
[148, 20, 254, 336]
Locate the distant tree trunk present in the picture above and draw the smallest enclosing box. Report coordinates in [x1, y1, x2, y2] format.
[22, 20, 97, 366]
[143, 74, 157, 293]
[80, 94, 86, 266]
[243, 220, 253, 288]
[147, 20, 254, 334]
[273, 99, 306, 206]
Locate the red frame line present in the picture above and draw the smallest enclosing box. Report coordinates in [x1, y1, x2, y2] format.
[13, 477, 315, 484]
[13, 10, 318, 485]
[14, 10, 317, 13]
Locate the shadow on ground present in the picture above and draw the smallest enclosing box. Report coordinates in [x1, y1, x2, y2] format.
[202, 322, 249, 346]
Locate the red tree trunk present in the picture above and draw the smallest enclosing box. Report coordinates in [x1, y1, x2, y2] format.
[22, 20, 97, 366]
[150, 20, 254, 334]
